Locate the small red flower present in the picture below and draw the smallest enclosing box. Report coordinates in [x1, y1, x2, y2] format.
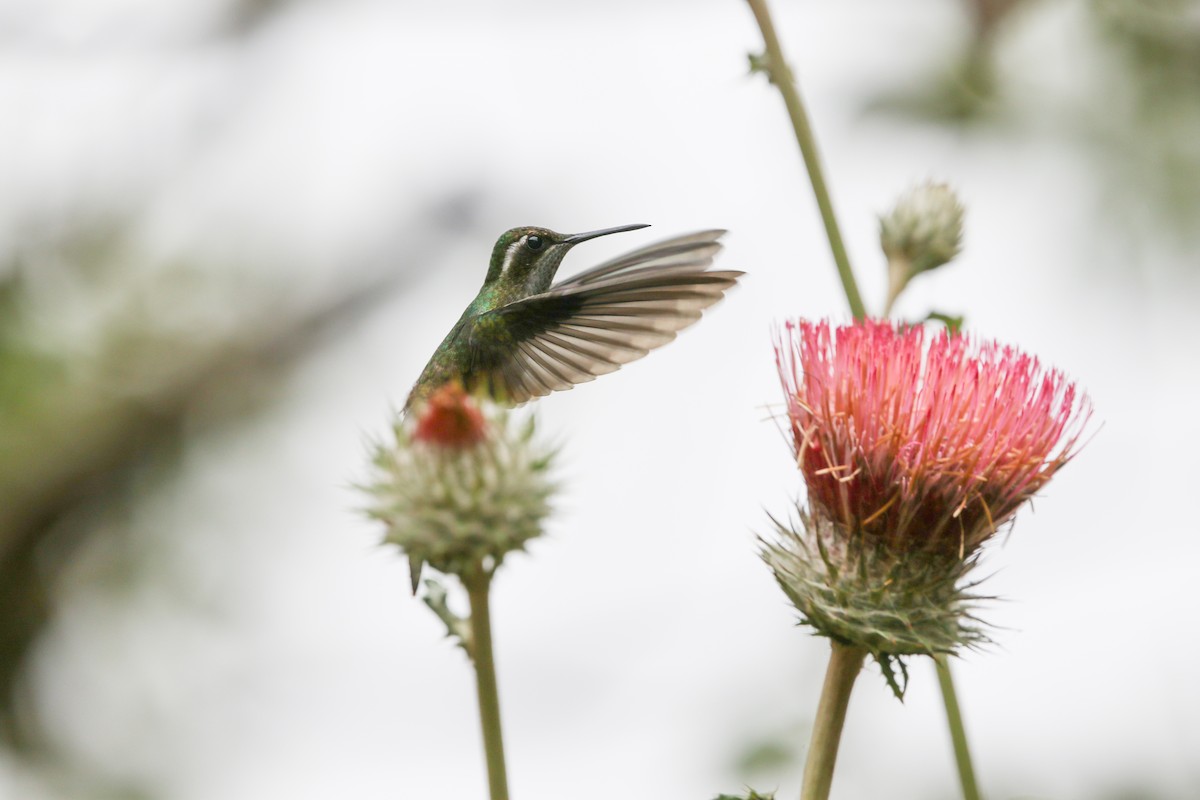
[413, 383, 488, 449]
[775, 320, 1089, 557]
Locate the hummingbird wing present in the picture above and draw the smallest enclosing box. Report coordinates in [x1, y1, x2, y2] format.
[463, 230, 741, 404]
[556, 229, 728, 287]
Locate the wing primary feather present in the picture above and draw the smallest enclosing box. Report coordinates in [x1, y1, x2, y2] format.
[535, 336, 613, 377]
[539, 330, 625, 365]
[529, 347, 579, 394]
[575, 289, 725, 305]
[557, 230, 727, 287]
[575, 270, 742, 294]
[556, 322, 666, 347]
[518, 342, 574, 390]
[499, 361, 532, 404]
[552, 324, 657, 353]
[556, 317, 679, 335]
[563, 305, 700, 318]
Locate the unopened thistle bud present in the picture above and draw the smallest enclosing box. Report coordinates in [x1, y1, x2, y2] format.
[714, 791, 776, 800]
[881, 182, 964, 310]
[363, 383, 556, 587]
[765, 320, 1089, 688]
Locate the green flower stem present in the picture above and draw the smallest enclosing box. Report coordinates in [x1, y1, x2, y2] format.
[744, 0, 867, 321]
[465, 569, 510, 800]
[800, 641, 867, 800]
[935, 654, 982, 800]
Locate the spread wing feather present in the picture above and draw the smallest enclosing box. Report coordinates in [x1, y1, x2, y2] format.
[557, 229, 727, 287]
[464, 230, 741, 404]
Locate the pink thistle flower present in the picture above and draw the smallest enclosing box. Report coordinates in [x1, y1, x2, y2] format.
[763, 319, 1090, 665]
[775, 319, 1089, 558]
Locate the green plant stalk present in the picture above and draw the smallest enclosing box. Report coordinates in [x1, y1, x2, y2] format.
[465, 570, 510, 800]
[935, 654, 982, 800]
[745, 0, 867, 320]
[800, 641, 867, 800]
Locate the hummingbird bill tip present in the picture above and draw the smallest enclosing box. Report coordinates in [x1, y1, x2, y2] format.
[563, 223, 650, 244]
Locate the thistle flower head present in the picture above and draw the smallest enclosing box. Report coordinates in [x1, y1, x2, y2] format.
[765, 320, 1089, 666]
[777, 319, 1087, 557]
[364, 383, 556, 581]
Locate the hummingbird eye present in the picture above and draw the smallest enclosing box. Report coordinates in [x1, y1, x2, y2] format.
[525, 235, 544, 251]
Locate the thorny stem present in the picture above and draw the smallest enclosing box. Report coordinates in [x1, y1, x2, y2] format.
[800, 641, 867, 800]
[935, 654, 983, 800]
[465, 569, 510, 800]
[423, 577, 473, 654]
[745, 0, 867, 320]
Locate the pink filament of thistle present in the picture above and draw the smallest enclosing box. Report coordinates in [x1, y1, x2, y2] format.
[775, 320, 1089, 554]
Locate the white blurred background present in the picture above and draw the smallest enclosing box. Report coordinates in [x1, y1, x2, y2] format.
[1, 1, 1198, 798]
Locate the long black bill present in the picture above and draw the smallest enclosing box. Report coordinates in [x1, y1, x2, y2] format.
[563, 223, 650, 245]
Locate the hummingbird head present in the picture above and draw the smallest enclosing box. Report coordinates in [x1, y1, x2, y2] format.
[484, 223, 650, 294]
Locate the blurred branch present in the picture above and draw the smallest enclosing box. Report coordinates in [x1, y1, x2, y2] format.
[1088, 0, 1200, 243]
[0, 192, 481, 751]
[221, 0, 300, 35]
[863, 0, 1029, 124]
[864, 0, 1200, 248]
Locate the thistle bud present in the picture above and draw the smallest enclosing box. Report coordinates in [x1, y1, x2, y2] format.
[881, 181, 964, 273]
[363, 383, 556, 584]
[880, 182, 964, 310]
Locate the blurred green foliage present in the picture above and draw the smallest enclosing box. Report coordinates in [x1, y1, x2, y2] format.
[868, 0, 1200, 249]
[0, 218, 417, 799]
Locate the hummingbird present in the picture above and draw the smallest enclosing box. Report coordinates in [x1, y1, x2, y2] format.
[405, 224, 742, 410]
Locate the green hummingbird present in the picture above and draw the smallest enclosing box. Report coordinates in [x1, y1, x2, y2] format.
[405, 224, 742, 410]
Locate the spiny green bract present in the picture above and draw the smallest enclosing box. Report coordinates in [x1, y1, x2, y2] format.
[761, 505, 990, 699]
